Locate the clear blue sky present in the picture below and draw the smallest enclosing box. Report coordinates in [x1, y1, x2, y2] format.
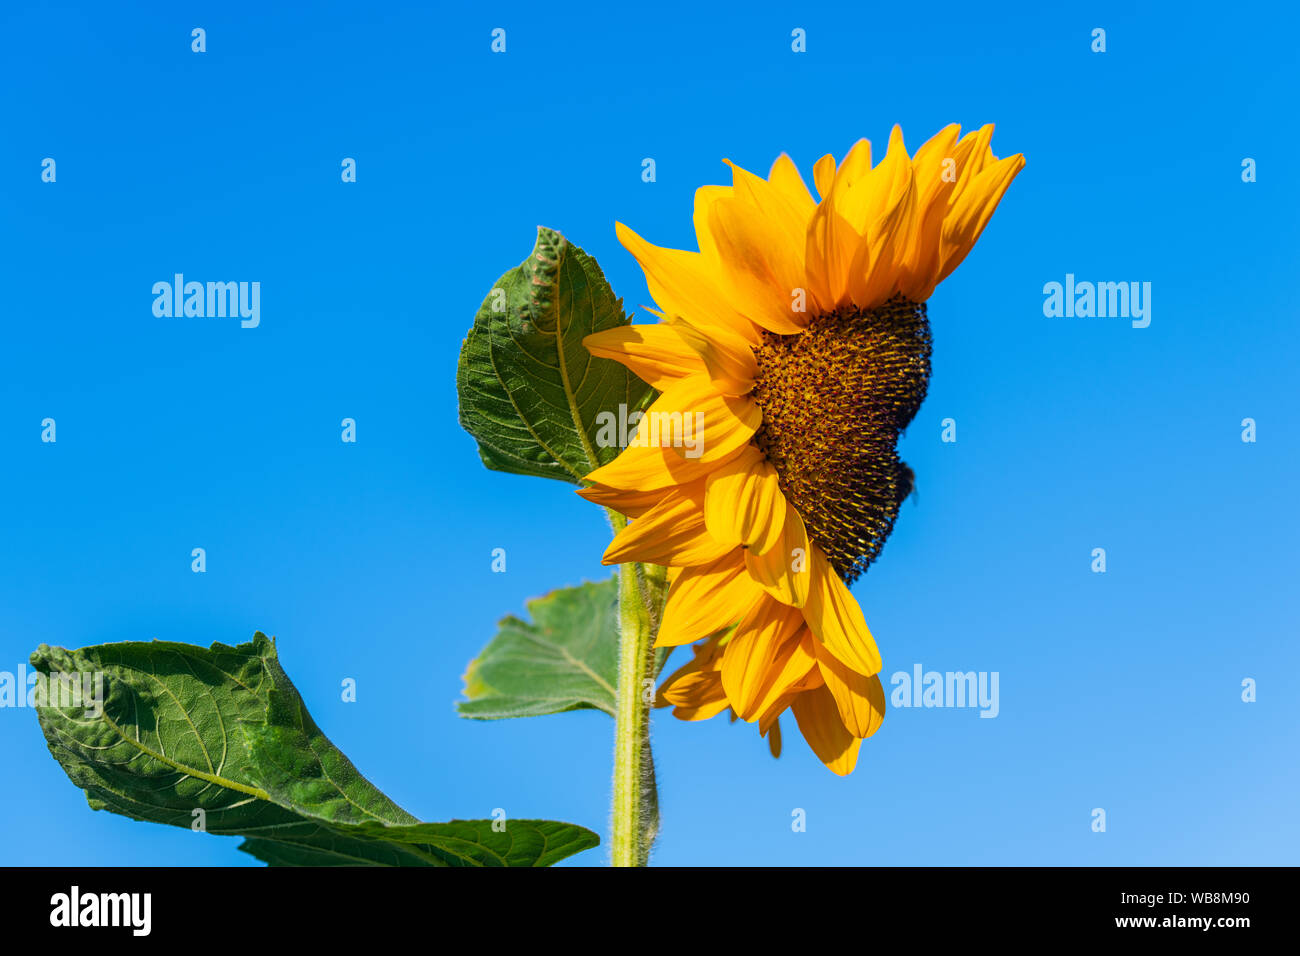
[1, 0, 1296, 866]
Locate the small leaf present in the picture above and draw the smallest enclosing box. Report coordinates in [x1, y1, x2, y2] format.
[460, 578, 621, 718]
[457, 226, 655, 485]
[460, 574, 675, 721]
[30, 633, 597, 866]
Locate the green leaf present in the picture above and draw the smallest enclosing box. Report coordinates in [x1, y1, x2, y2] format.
[241, 818, 600, 868]
[457, 226, 655, 485]
[30, 633, 598, 866]
[458, 574, 671, 721]
[459, 578, 621, 718]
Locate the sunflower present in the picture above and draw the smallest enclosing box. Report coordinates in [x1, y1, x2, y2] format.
[578, 125, 1024, 774]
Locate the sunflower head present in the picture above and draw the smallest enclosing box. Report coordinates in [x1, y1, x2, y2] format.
[580, 125, 1023, 774]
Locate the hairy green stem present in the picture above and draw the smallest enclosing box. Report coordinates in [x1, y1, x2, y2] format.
[611, 563, 654, 865]
[607, 512, 660, 866]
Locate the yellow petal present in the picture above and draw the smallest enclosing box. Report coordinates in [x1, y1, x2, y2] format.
[750, 628, 820, 729]
[767, 154, 816, 220]
[756, 658, 826, 736]
[834, 128, 902, 233]
[703, 446, 788, 553]
[602, 481, 732, 567]
[728, 157, 812, 276]
[582, 324, 705, 390]
[912, 123, 963, 187]
[575, 482, 668, 518]
[672, 699, 731, 721]
[660, 668, 721, 707]
[802, 202, 857, 313]
[692, 183, 732, 264]
[801, 546, 882, 676]
[633, 373, 761, 464]
[615, 222, 761, 344]
[659, 641, 725, 708]
[765, 716, 782, 758]
[935, 152, 1025, 286]
[947, 124, 996, 209]
[757, 695, 793, 736]
[792, 683, 862, 775]
[744, 504, 811, 607]
[812, 152, 837, 201]
[720, 599, 804, 719]
[669, 315, 757, 396]
[812, 640, 886, 739]
[805, 139, 872, 310]
[706, 191, 806, 335]
[846, 164, 915, 308]
[897, 124, 962, 299]
[843, 127, 916, 308]
[656, 554, 764, 648]
[584, 439, 740, 492]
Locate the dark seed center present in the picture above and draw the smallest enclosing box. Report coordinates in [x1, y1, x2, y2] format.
[750, 295, 932, 583]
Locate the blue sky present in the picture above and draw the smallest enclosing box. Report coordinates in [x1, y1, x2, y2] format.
[1, 0, 1296, 866]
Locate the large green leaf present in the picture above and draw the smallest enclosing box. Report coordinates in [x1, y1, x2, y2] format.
[30, 633, 598, 866]
[240, 818, 599, 868]
[457, 226, 655, 484]
[459, 578, 622, 718]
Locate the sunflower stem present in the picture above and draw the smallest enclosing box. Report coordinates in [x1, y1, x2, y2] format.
[611, 558, 659, 866]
